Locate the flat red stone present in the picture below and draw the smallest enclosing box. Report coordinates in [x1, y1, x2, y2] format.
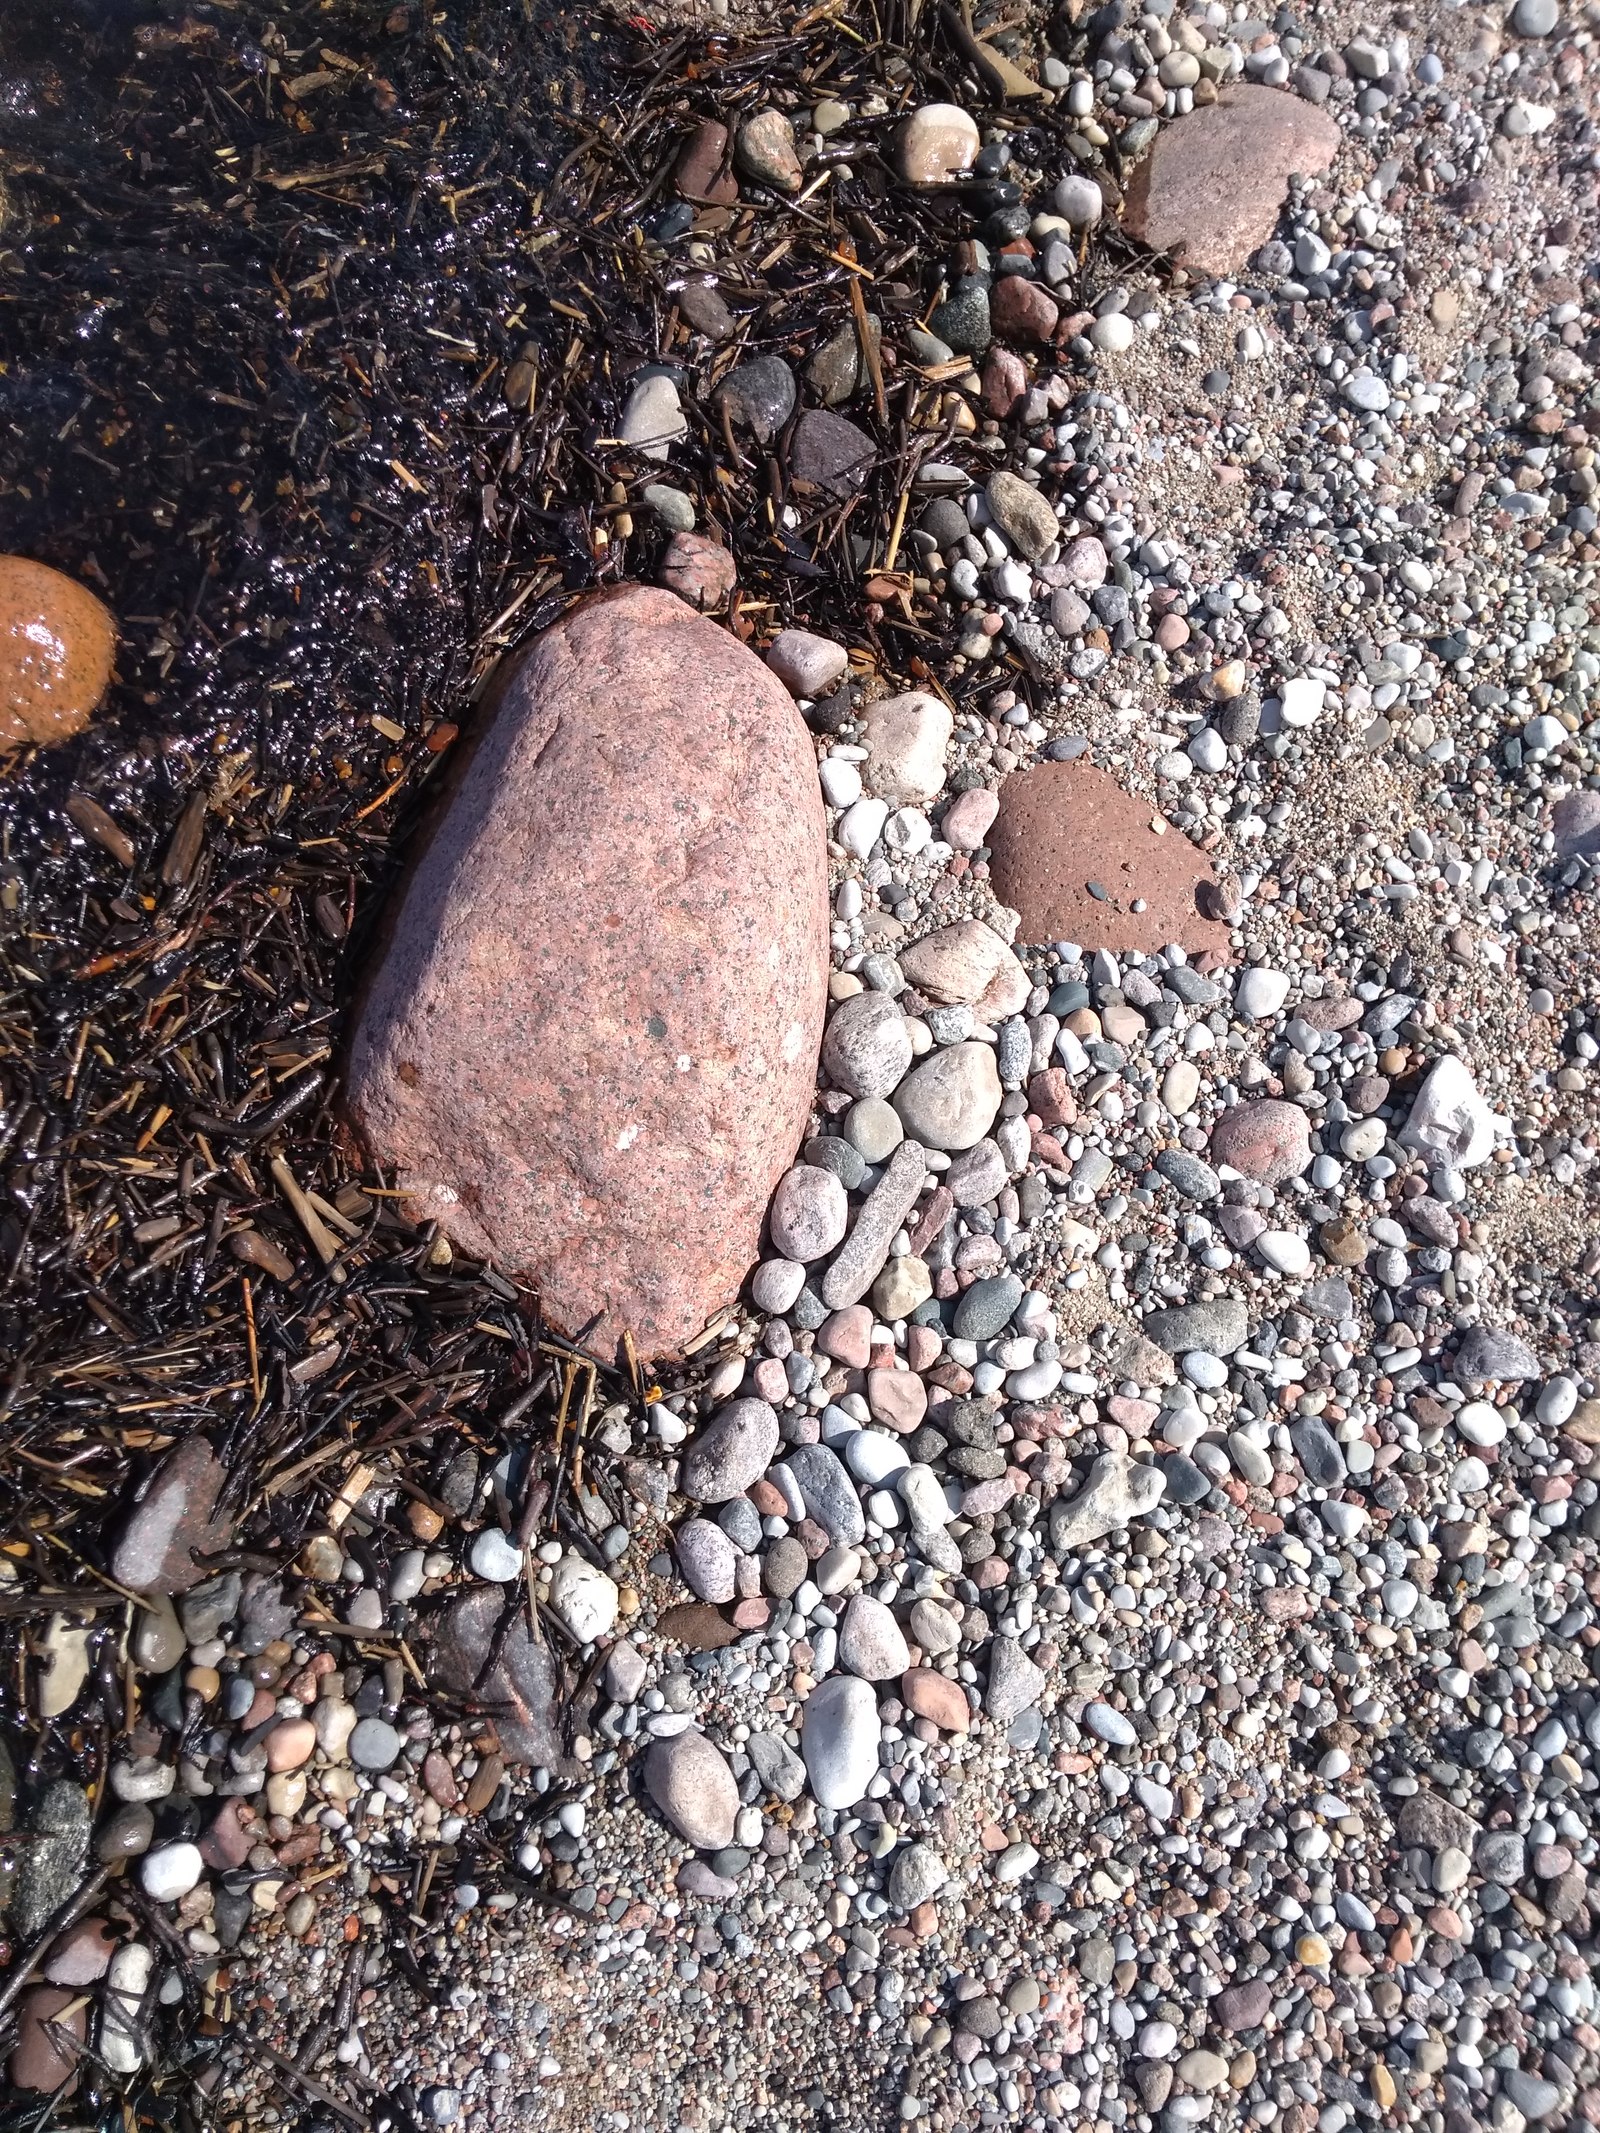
[986, 761, 1230, 957]
[347, 586, 829, 1362]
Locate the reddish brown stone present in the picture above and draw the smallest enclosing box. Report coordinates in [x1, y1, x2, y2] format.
[990, 276, 1060, 343]
[657, 1601, 740, 1650]
[42, 1917, 116, 1986]
[659, 531, 737, 611]
[981, 347, 1028, 418]
[675, 120, 738, 206]
[1028, 1068, 1077, 1129]
[10, 1986, 86, 2094]
[0, 555, 116, 757]
[422, 1750, 460, 1807]
[867, 1368, 927, 1432]
[901, 1666, 972, 1732]
[1298, 995, 1362, 1032]
[1121, 86, 1340, 277]
[465, 1751, 506, 1816]
[198, 1798, 256, 1870]
[816, 1304, 872, 1368]
[1210, 1099, 1311, 1185]
[986, 761, 1230, 957]
[348, 586, 828, 1362]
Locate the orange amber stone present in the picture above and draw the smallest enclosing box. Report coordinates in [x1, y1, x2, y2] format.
[0, 555, 116, 753]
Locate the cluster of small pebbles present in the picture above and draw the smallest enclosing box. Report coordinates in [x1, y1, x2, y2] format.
[9, 1, 1600, 2129]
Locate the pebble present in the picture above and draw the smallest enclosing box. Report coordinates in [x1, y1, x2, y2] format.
[766, 628, 847, 699]
[1053, 173, 1103, 227]
[801, 1675, 882, 1807]
[1210, 1099, 1311, 1184]
[644, 1728, 739, 1849]
[547, 1555, 620, 1641]
[892, 1042, 1002, 1151]
[1235, 966, 1289, 1019]
[986, 471, 1059, 562]
[0, 555, 117, 754]
[984, 1637, 1045, 1723]
[769, 1163, 849, 1261]
[140, 1842, 203, 1903]
[820, 1141, 927, 1309]
[899, 103, 980, 184]
[470, 1528, 522, 1582]
[1400, 1054, 1500, 1169]
[681, 1398, 781, 1501]
[619, 374, 686, 460]
[861, 691, 953, 806]
[349, 1718, 402, 1772]
[1085, 1702, 1137, 1747]
[887, 1841, 948, 1909]
[736, 108, 802, 192]
[838, 1594, 910, 1679]
[713, 355, 796, 445]
[821, 990, 913, 1100]
[676, 1518, 740, 1603]
[1050, 1453, 1167, 1548]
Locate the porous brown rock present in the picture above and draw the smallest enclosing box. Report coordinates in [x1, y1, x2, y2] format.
[986, 761, 1230, 956]
[1120, 85, 1341, 276]
[347, 585, 829, 1361]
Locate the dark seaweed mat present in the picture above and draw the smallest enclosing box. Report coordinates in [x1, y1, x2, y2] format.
[0, 0, 1129, 2114]
[0, 0, 651, 2108]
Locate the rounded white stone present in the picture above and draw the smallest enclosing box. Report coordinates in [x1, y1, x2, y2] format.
[141, 1842, 203, 1904]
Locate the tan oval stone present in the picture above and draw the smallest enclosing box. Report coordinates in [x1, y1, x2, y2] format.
[266, 1718, 317, 1773]
[348, 586, 829, 1361]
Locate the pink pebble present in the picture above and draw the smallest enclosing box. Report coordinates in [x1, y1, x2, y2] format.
[752, 1358, 789, 1404]
[266, 1717, 317, 1773]
[1108, 1394, 1160, 1436]
[816, 1304, 872, 1369]
[942, 786, 1000, 852]
[906, 1323, 942, 1373]
[867, 1367, 928, 1433]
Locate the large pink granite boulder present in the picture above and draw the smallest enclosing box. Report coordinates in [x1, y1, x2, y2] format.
[347, 585, 829, 1361]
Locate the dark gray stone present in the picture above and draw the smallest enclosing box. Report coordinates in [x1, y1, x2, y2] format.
[953, 1274, 1023, 1341]
[713, 356, 796, 443]
[1289, 1416, 1346, 1488]
[1452, 1327, 1540, 1382]
[782, 1443, 865, 1546]
[1143, 1298, 1248, 1355]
